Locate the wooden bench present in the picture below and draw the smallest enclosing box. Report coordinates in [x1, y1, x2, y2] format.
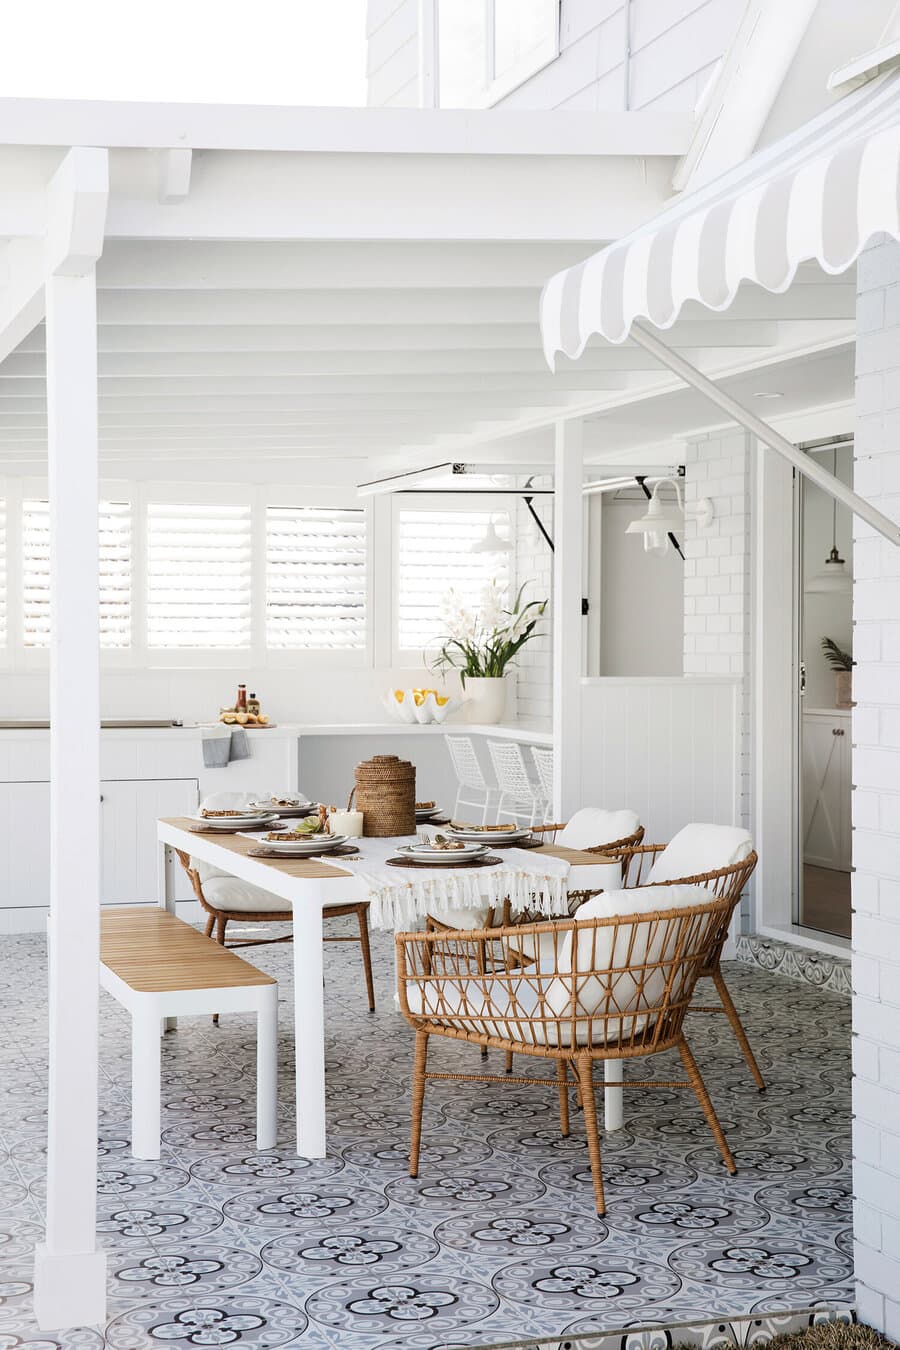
[100, 907, 278, 1160]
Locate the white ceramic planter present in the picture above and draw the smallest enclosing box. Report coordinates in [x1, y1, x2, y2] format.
[462, 676, 506, 724]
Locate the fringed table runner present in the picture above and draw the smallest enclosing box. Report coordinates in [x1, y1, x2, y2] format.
[322, 835, 571, 931]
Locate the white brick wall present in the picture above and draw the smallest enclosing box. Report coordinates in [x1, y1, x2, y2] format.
[683, 432, 752, 833]
[851, 236, 900, 1340]
[514, 486, 554, 729]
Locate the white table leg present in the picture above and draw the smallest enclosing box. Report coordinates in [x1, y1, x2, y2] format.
[292, 904, 326, 1158]
[604, 1058, 624, 1131]
[132, 1004, 162, 1161]
[256, 985, 278, 1152]
[157, 841, 177, 1032]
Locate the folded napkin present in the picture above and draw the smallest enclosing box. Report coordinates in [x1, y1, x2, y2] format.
[201, 726, 250, 768]
[323, 836, 572, 931]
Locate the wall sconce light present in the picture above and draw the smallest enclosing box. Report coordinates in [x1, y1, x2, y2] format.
[625, 477, 714, 554]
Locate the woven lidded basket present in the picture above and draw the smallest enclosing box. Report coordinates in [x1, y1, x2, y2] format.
[351, 755, 416, 837]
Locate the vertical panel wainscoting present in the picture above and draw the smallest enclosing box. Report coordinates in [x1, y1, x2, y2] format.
[579, 676, 741, 844]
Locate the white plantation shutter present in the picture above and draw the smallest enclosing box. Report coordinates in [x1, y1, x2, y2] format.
[147, 502, 251, 648]
[397, 508, 511, 650]
[22, 499, 132, 649]
[0, 500, 6, 647]
[266, 505, 366, 650]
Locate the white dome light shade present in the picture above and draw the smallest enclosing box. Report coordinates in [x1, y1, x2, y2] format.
[470, 517, 512, 554]
[625, 477, 714, 546]
[807, 546, 852, 594]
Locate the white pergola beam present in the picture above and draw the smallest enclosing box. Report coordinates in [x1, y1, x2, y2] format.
[0, 371, 635, 395]
[0, 348, 704, 378]
[33, 147, 109, 1333]
[90, 283, 854, 327]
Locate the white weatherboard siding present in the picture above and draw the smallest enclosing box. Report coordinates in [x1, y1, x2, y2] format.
[367, 0, 419, 107]
[851, 236, 900, 1338]
[498, 0, 744, 113]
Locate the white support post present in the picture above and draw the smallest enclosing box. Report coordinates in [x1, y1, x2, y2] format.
[33, 267, 107, 1330]
[552, 419, 584, 819]
[418, 0, 439, 108]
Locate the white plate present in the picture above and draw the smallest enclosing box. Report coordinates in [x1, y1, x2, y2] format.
[447, 825, 530, 843]
[399, 842, 488, 860]
[415, 807, 442, 820]
[191, 812, 278, 830]
[249, 800, 315, 817]
[393, 846, 491, 866]
[250, 833, 349, 853]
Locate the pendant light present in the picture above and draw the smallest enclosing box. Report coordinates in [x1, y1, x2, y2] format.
[470, 515, 512, 554]
[807, 448, 852, 594]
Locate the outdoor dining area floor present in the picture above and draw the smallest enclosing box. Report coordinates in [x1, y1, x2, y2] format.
[1, 920, 853, 1349]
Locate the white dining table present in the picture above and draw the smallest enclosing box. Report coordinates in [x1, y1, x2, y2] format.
[157, 817, 626, 1156]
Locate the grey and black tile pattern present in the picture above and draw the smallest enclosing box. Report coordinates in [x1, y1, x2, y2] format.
[736, 933, 851, 994]
[0, 921, 852, 1348]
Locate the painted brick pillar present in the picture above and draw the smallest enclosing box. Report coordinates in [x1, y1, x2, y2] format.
[851, 236, 900, 1336]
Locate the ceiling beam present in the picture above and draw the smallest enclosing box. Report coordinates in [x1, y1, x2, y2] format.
[0, 371, 636, 394]
[0, 101, 693, 155]
[157, 148, 193, 204]
[17, 321, 780, 355]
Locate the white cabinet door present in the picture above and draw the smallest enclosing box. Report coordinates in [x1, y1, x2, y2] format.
[803, 716, 851, 870]
[0, 781, 51, 915]
[101, 778, 198, 905]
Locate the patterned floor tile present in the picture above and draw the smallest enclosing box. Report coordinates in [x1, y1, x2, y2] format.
[0, 926, 853, 1346]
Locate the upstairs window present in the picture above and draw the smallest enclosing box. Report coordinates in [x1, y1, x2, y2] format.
[22, 499, 132, 649]
[147, 502, 251, 649]
[396, 506, 511, 651]
[437, 0, 559, 107]
[266, 505, 367, 650]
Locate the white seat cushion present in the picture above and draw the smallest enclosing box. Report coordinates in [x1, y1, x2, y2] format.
[198, 873, 288, 916]
[647, 824, 752, 884]
[557, 808, 640, 851]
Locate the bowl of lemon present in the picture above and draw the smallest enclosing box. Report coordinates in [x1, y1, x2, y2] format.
[385, 687, 459, 725]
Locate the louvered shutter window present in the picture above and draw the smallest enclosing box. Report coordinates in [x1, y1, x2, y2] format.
[397, 509, 511, 650]
[266, 505, 366, 650]
[23, 499, 132, 649]
[147, 502, 251, 648]
[0, 500, 6, 647]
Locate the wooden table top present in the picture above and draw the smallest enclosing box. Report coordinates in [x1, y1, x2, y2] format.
[160, 818, 615, 883]
[101, 905, 276, 993]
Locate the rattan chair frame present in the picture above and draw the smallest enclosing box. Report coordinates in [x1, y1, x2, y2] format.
[608, 844, 762, 1090]
[398, 895, 737, 1215]
[175, 850, 375, 1014]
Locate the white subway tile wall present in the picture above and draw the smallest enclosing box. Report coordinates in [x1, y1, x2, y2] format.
[514, 483, 553, 729]
[683, 432, 752, 834]
[851, 236, 900, 1339]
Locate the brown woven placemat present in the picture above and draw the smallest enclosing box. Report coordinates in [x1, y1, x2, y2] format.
[247, 843, 360, 859]
[386, 854, 503, 870]
[416, 813, 451, 825]
[476, 835, 542, 850]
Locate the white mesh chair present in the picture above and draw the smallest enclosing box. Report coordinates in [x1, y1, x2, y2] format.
[487, 740, 549, 826]
[531, 745, 554, 804]
[446, 735, 498, 824]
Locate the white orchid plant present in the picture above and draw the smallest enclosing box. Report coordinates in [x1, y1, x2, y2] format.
[431, 581, 547, 685]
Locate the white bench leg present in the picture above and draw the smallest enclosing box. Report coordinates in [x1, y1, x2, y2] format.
[256, 984, 278, 1151]
[132, 1005, 162, 1160]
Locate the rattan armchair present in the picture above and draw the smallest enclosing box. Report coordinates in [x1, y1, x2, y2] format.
[610, 840, 762, 1090]
[398, 891, 736, 1215]
[175, 850, 375, 1014]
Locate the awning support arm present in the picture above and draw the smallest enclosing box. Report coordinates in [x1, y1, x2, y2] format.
[630, 321, 900, 548]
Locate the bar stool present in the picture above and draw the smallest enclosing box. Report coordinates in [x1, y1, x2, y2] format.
[487, 739, 549, 826]
[531, 744, 554, 805]
[445, 735, 499, 823]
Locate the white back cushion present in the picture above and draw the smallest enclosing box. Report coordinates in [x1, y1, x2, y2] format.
[647, 823, 752, 884]
[547, 884, 715, 1020]
[557, 808, 641, 851]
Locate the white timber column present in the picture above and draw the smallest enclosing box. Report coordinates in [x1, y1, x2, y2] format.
[32, 148, 109, 1332]
[552, 419, 584, 819]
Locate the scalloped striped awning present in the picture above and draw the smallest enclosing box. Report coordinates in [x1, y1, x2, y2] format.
[541, 70, 900, 364]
